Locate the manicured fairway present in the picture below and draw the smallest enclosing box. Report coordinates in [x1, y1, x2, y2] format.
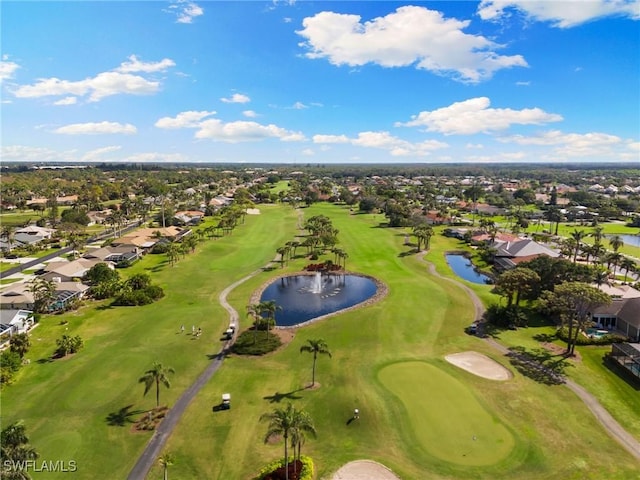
[378, 361, 515, 466]
[3, 203, 640, 480]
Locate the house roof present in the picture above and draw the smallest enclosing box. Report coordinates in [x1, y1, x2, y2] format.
[43, 259, 99, 278]
[594, 284, 640, 299]
[494, 239, 559, 258]
[618, 298, 640, 328]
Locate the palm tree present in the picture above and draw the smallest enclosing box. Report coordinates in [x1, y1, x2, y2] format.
[620, 257, 637, 283]
[261, 403, 316, 480]
[590, 225, 605, 245]
[139, 362, 175, 407]
[158, 452, 174, 480]
[27, 277, 56, 313]
[289, 409, 317, 473]
[609, 235, 624, 253]
[259, 300, 281, 338]
[247, 303, 261, 344]
[9, 333, 30, 359]
[1, 421, 39, 479]
[569, 229, 587, 263]
[300, 339, 332, 387]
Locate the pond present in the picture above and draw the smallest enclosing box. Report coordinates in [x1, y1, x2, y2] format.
[445, 254, 491, 285]
[607, 234, 640, 248]
[259, 273, 378, 327]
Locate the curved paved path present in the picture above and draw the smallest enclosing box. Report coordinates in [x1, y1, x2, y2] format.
[421, 256, 640, 462]
[127, 266, 270, 480]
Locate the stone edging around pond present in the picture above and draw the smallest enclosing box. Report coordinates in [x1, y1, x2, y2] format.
[249, 270, 389, 330]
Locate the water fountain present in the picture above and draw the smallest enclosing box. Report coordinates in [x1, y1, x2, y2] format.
[260, 273, 378, 326]
[310, 272, 323, 294]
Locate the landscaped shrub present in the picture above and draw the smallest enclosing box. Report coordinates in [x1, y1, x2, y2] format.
[231, 330, 282, 355]
[254, 455, 314, 480]
[556, 327, 627, 345]
[55, 335, 84, 357]
[0, 350, 23, 385]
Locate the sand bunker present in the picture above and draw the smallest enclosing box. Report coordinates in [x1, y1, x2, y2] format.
[332, 460, 401, 480]
[445, 351, 512, 381]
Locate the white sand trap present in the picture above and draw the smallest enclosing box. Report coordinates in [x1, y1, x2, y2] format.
[245, 208, 261, 215]
[332, 460, 401, 480]
[445, 351, 512, 381]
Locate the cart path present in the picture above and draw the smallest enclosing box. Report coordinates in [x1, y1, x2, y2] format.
[127, 265, 272, 480]
[421, 256, 640, 462]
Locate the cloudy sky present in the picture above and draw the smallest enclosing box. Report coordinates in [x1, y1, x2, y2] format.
[2, 0, 639, 164]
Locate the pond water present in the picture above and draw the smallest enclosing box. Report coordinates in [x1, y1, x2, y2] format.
[607, 234, 640, 248]
[445, 254, 491, 285]
[260, 273, 378, 327]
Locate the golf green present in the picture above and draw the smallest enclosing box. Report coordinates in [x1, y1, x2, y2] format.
[378, 361, 515, 466]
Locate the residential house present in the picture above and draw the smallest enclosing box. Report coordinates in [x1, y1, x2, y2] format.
[174, 210, 205, 226]
[41, 258, 102, 282]
[0, 309, 34, 341]
[492, 238, 559, 270]
[82, 246, 140, 266]
[608, 343, 640, 380]
[0, 281, 89, 312]
[112, 226, 191, 251]
[593, 297, 640, 341]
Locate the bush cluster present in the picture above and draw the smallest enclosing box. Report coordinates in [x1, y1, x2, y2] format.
[113, 286, 164, 306]
[254, 455, 314, 480]
[231, 330, 282, 355]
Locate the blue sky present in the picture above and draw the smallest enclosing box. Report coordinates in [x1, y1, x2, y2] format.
[2, 0, 639, 164]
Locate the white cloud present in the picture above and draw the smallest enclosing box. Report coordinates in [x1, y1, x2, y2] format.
[194, 119, 305, 143]
[297, 6, 527, 83]
[82, 145, 122, 162]
[1, 145, 76, 162]
[221, 93, 251, 103]
[515, 81, 531, 86]
[478, 0, 640, 28]
[11, 55, 174, 102]
[13, 71, 161, 102]
[0, 58, 20, 81]
[153, 109, 303, 143]
[126, 152, 189, 163]
[314, 130, 448, 156]
[242, 110, 258, 118]
[466, 143, 485, 149]
[500, 130, 624, 157]
[292, 101, 308, 109]
[312, 134, 350, 144]
[53, 97, 78, 106]
[54, 121, 137, 135]
[155, 110, 216, 128]
[397, 97, 562, 135]
[116, 55, 176, 73]
[166, 1, 204, 24]
[302, 148, 315, 156]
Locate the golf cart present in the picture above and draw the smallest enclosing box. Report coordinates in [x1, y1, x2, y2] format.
[221, 393, 231, 410]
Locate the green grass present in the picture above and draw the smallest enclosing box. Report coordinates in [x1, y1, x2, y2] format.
[3, 203, 639, 480]
[377, 361, 515, 466]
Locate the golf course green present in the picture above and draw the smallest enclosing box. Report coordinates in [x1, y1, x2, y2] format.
[378, 361, 514, 466]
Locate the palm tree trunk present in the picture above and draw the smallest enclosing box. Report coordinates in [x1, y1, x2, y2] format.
[312, 355, 317, 386]
[156, 379, 160, 407]
[284, 434, 289, 480]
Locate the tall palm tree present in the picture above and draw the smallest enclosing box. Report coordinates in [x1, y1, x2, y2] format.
[289, 409, 317, 473]
[590, 225, 605, 245]
[300, 339, 332, 387]
[139, 362, 175, 407]
[9, 333, 30, 359]
[247, 303, 261, 344]
[620, 257, 637, 283]
[261, 403, 316, 480]
[259, 300, 281, 338]
[569, 229, 587, 263]
[158, 452, 174, 480]
[609, 235, 624, 253]
[27, 277, 56, 313]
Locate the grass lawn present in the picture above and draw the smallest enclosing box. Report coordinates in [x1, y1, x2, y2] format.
[151, 204, 639, 480]
[3, 203, 639, 480]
